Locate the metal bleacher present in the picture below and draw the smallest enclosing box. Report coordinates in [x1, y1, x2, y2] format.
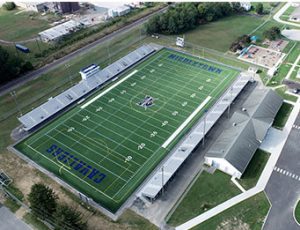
[138, 73, 252, 200]
[18, 44, 156, 131]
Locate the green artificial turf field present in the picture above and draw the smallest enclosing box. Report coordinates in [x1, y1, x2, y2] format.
[15, 48, 239, 213]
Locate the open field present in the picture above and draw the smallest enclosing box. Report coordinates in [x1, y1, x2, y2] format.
[239, 149, 270, 190]
[273, 102, 294, 129]
[167, 171, 241, 226]
[0, 8, 54, 41]
[192, 192, 270, 230]
[15, 48, 239, 213]
[169, 15, 264, 52]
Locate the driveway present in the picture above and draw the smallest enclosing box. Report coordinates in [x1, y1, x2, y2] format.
[263, 112, 300, 230]
[0, 204, 32, 230]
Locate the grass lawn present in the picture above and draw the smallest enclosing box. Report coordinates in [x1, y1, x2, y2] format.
[275, 86, 297, 104]
[294, 200, 300, 224]
[267, 42, 300, 88]
[3, 197, 21, 213]
[167, 171, 241, 226]
[178, 15, 264, 52]
[23, 213, 51, 230]
[191, 192, 270, 230]
[273, 102, 294, 129]
[280, 6, 296, 21]
[0, 8, 53, 41]
[238, 149, 270, 190]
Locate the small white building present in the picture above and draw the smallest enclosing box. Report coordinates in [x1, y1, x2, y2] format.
[108, 5, 131, 18]
[240, 2, 252, 11]
[205, 89, 282, 179]
[39, 20, 83, 42]
[267, 67, 277, 77]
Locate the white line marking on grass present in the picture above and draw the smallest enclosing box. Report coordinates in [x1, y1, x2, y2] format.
[162, 96, 211, 149]
[81, 70, 138, 109]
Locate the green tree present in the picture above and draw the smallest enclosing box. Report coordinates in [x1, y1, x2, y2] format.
[53, 204, 87, 230]
[0, 46, 27, 84]
[256, 3, 264, 15]
[3, 2, 16, 10]
[28, 183, 58, 220]
[168, 14, 178, 34]
[263, 26, 281, 40]
[146, 15, 160, 33]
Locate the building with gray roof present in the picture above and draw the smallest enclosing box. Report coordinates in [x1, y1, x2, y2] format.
[204, 89, 283, 179]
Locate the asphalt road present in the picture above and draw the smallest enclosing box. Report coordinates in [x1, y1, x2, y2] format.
[264, 112, 300, 230]
[0, 203, 32, 230]
[0, 6, 168, 97]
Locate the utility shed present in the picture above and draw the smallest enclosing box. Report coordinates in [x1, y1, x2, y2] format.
[205, 89, 283, 178]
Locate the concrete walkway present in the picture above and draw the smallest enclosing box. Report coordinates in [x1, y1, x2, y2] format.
[286, 55, 300, 80]
[175, 98, 300, 230]
[273, 3, 300, 28]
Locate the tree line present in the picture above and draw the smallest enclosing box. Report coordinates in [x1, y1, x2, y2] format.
[0, 46, 33, 85]
[146, 2, 245, 34]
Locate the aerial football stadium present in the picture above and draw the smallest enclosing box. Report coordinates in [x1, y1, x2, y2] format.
[13, 44, 242, 215]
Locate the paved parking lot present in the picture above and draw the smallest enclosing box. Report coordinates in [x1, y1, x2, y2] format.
[264, 112, 300, 230]
[0, 203, 32, 230]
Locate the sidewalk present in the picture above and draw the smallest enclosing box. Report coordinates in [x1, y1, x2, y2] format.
[273, 3, 300, 28]
[175, 98, 300, 230]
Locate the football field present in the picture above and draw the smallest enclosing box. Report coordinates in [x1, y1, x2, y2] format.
[15, 48, 240, 213]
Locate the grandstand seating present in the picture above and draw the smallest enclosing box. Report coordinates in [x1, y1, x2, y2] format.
[18, 44, 156, 131]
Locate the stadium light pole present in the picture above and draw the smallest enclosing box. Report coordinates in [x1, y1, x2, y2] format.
[161, 165, 164, 196]
[35, 38, 41, 53]
[10, 91, 22, 116]
[228, 86, 233, 118]
[65, 64, 73, 86]
[202, 109, 208, 147]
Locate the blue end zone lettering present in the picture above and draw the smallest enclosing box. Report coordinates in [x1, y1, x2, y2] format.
[45, 144, 107, 185]
[168, 53, 224, 75]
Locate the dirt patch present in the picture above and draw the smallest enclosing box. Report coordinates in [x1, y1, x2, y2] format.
[15, 206, 28, 219]
[217, 217, 250, 230]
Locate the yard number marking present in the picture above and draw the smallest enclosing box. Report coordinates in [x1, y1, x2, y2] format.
[131, 82, 136, 87]
[82, 116, 90, 122]
[96, 106, 103, 112]
[125, 155, 132, 163]
[198, 86, 203, 90]
[138, 143, 145, 150]
[182, 101, 188, 107]
[120, 90, 127, 95]
[190, 93, 196, 98]
[141, 75, 146, 80]
[161, 120, 168, 127]
[108, 98, 115, 103]
[150, 131, 158, 138]
[67, 127, 75, 132]
[172, 111, 178, 116]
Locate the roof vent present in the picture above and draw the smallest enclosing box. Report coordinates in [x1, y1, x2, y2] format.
[242, 107, 247, 112]
[233, 122, 237, 126]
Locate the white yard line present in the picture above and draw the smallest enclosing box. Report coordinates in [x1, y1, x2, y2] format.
[162, 96, 211, 148]
[81, 70, 138, 109]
